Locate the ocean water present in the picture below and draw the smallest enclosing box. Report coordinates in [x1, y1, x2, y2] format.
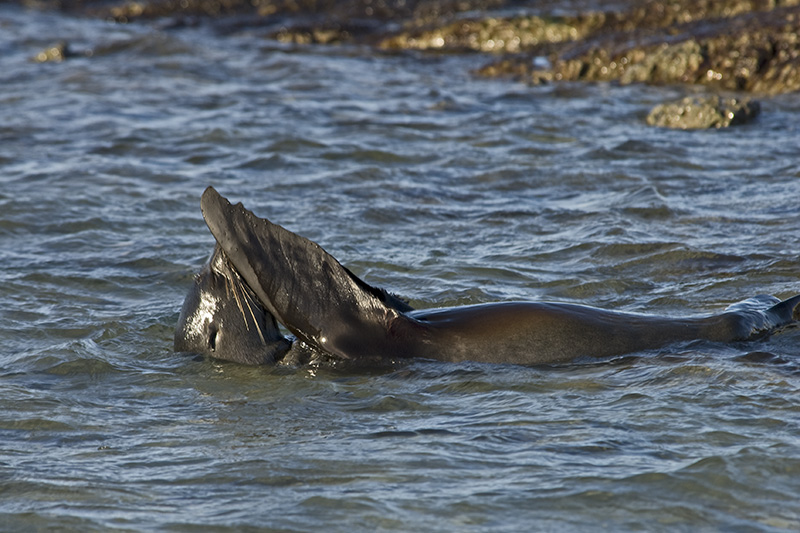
[1, 4, 800, 531]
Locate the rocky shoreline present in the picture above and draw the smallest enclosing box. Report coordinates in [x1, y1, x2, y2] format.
[26, 0, 800, 128]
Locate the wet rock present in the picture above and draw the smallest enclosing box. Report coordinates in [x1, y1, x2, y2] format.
[535, 9, 800, 94]
[93, 0, 499, 24]
[21, 0, 800, 94]
[382, 0, 800, 55]
[82, 0, 512, 46]
[31, 41, 87, 62]
[475, 1, 800, 94]
[32, 42, 69, 62]
[272, 24, 357, 45]
[646, 95, 761, 129]
[103, 0, 263, 22]
[379, 15, 586, 53]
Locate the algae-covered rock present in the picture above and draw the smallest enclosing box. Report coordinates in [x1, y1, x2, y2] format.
[476, 1, 800, 95]
[31, 41, 90, 62]
[23, 0, 800, 94]
[379, 15, 585, 53]
[32, 42, 70, 62]
[533, 9, 800, 94]
[646, 95, 761, 129]
[95, 0, 500, 25]
[272, 23, 363, 45]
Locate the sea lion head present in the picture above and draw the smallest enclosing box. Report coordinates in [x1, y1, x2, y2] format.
[174, 244, 291, 365]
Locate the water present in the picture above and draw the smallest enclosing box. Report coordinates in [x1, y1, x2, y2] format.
[2, 4, 800, 531]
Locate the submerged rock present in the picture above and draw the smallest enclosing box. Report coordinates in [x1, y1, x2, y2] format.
[646, 95, 761, 129]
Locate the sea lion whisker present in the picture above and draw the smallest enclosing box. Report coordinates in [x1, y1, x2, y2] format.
[227, 269, 248, 327]
[240, 282, 268, 346]
[225, 260, 268, 346]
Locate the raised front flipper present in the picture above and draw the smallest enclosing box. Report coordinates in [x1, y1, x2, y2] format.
[200, 187, 412, 361]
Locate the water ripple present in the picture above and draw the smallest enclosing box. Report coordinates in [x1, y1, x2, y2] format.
[1, 3, 799, 531]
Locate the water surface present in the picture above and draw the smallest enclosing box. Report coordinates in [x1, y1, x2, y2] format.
[1, 4, 799, 531]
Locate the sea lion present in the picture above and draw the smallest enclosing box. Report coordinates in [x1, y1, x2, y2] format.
[174, 243, 291, 365]
[174, 187, 800, 366]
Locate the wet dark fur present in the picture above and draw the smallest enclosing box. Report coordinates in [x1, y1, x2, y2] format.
[175, 187, 800, 366]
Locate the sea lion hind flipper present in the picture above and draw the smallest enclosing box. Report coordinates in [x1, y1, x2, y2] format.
[719, 294, 800, 340]
[766, 294, 800, 326]
[200, 187, 402, 360]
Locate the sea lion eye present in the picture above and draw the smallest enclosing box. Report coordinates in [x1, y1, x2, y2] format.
[208, 325, 218, 352]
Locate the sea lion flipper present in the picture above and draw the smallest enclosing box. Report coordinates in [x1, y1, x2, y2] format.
[200, 187, 401, 360]
[765, 294, 800, 326]
[725, 294, 800, 340]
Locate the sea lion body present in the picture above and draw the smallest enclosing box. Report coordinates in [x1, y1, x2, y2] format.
[174, 187, 799, 366]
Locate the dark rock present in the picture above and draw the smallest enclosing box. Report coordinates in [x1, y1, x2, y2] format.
[646, 95, 761, 129]
[19, 0, 800, 94]
[379, 15, 586, 53]
[474, 1, 800, 94]
[32, 41, 84, 62]
[33, 42, 68, 62]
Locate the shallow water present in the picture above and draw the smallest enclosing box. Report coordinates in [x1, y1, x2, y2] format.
[2, 4, 800, 531]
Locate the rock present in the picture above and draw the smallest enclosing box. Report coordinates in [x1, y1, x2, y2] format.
[475, 1, 800, 94]
[23, 0, 800, 94]
[646, 95, 761, 129]
[32, 41, 92, 63]
[33, 42, 70, 63]
[379, 15, 586, 53]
